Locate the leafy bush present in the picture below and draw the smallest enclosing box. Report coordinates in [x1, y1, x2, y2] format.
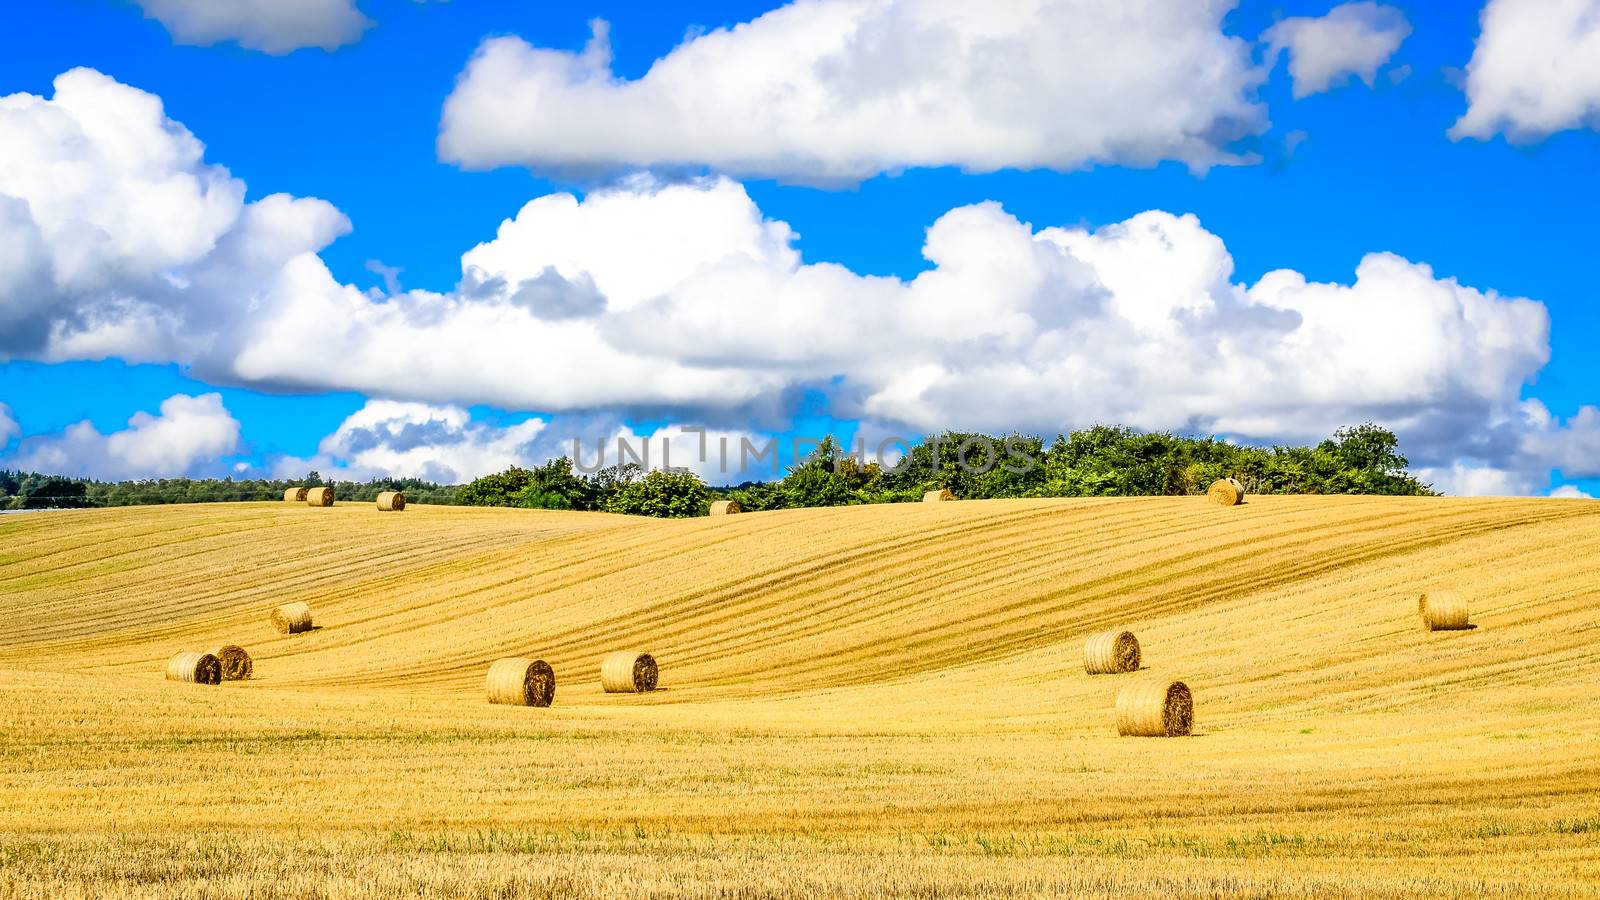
[454, 458, 595, 510]
[602, 469, 711, 518]
[454, 467, 535, 507]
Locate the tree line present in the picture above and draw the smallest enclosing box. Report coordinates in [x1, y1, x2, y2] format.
[453, 423, 1435, 516]
[1, 424, 1435, 515]
[0, 470, 458, 510]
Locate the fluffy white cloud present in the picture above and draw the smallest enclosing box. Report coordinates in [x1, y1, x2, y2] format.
[1409, 400, 1600, 496]
[131, 0, 371, 54]
[0, 68, 348, 365]
[1549, 485, 1593, 499]
[0, 69, 1586, 495]
[1517, 402, 1600, 478]
[438, 0, 1266, 181]
[223, 174, 1553, 492]
[0, 394, 240, 479]
[1451, 0, 1600, 142]
[1413, 463, 1539, 498]
[208, 172, 1546, 456]
[1262, 2, 1411, 98]
[0, 403, 17, 448]
[584, 423, 771, 483]
[273, 401, 548, 483]
[276, 400, 765, 484]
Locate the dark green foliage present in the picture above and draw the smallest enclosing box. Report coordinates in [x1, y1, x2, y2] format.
[454, 467, 533, 507]
[510, 457, 599, 510]
[602, 469, 712, 518]
[775, 437, 879, 507]
[875, 432, 1047, 500]
[0, 470, 456, 510]
[454, 460, 652, 513]
[723, 480, 787, 512]
[21, 477, 91, 509]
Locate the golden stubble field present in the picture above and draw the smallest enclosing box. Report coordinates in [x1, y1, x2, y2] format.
[2, 495, 1599, 898]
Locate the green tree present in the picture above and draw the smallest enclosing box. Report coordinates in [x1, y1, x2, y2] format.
[455, 467, 535, 506]
[723, 480, 787, 511]
[603, 469, 711, 518]
[509, 457, 595, 510]
[777, 436, 855, 507]
[22, 477, 90, 509]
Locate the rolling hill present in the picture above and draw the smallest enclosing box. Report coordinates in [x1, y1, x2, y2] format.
[2, 496, 1598, 898]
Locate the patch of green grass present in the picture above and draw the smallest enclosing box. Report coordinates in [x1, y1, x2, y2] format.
[1218, 832, 1323, 858]
[973, 835, 1020, 856]
[1553, 818, 1600, 834]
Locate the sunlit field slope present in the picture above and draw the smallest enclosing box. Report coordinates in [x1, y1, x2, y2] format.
[3, 496, 1600, 898]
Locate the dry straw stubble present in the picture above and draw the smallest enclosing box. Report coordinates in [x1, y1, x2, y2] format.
[1419, 590, 1471, 631]
[1083, 629, 1141, 674]
[486, 657, 556, 707]
[1116, 680, 1193, 736]
[1207, 478, 1245, 506]
[600, 651, 659, 693]
[271, 601, 314, 635]
[376, 491, 406, 512]
[165, 651, 222, 685]
[305, 487, 335, 507]
[283, 487, 308, 503]
[206, 644, 253, 680]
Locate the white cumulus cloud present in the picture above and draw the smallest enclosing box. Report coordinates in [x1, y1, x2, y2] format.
[1517, 402, 1600, 479]
[1263, 2, 1411, 98]
[580, 423, 772, 483]
[0, 394, 240, 480]
[225, 174, 1552, 490]
[1413, 463, 1538, 498]
[273, 401, 549, 484]
[131, 0, 371, 54]
[1451, 0, 1600, 142]
[0, 68, 349, 366]
[276, 401, 766, 484]
[1549, 485, 1593, 499]
[438, 0, 1266, 181]
[0, 402, 17, 448]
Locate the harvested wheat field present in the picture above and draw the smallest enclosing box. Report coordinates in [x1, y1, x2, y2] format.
[3, 496, 1600, 898]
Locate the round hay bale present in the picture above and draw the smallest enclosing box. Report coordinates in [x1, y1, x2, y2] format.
[305, 486, 335, 507]
[922, 489, 955, 503]
[283, 487, 308, 503]
[376, 491, 406, 512]
[165, 651, 221, 686]
[1083, 629, 1141, 675]
[271, 601, 313, 635]
[486, 657, 556, 707]
[1115, 680, 1193, 737]
[206, 644, 253, 680]
[1419, 590, 1470, 631]
[709, 499, 740, 516]
[600, 651, 658, 693]
[1207, 478, 1245, 506]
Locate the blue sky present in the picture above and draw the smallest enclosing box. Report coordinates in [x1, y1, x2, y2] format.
[0, 0, 1596, 493]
